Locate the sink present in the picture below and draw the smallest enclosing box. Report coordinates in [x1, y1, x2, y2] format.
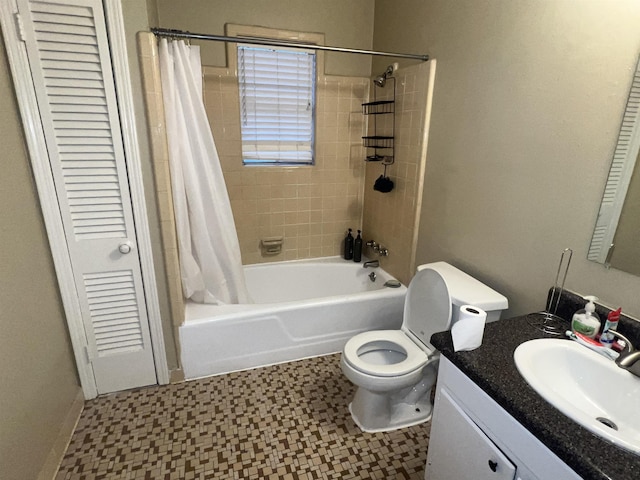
[514, 338, 640, 455]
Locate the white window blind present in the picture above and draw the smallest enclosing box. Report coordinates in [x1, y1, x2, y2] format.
[238, 44, 316, 165]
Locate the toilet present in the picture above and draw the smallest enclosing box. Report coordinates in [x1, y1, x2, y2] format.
[340, 261, 508, 432]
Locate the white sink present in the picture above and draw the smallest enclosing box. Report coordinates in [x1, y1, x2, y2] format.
[514, 338, 640, 455]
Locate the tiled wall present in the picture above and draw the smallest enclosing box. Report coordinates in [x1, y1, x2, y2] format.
[137, 33, 185, 338]
[203, 68, 369, 264]
[137, 28, 433, 333]
[362, 61, 435, 285]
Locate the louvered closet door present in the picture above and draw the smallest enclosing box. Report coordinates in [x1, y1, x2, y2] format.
[17, 0, 156, 393]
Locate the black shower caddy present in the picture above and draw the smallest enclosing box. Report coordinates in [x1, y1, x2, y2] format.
[362, 88, 395, 164]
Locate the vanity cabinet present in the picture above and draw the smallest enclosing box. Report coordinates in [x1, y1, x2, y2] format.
[425, 357, 581, 480]
[426, 388, 516, 479]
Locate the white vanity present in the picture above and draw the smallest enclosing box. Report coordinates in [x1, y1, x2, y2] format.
[426, 309, 640, 480]
[426, 357, 580, 479]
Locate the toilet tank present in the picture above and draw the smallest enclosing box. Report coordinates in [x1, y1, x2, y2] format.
[417, 262, 508, 324]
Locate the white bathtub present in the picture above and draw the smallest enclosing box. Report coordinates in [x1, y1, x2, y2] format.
[180, 257, 407, 379]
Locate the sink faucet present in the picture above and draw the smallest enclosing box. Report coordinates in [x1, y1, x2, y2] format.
[363, 260, 379, 268]
[609, 330, 640, 377]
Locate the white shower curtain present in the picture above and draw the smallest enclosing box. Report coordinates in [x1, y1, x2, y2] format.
[158, 39, 250, 304]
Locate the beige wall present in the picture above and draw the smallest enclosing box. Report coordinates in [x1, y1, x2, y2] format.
[146, 0, 159, 27]
[154, 0, 374, 77]
[0, 35, 80, 480]
[373, 0, 640, 319]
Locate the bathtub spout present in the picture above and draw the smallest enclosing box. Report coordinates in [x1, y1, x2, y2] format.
[363, 260, 379, 268]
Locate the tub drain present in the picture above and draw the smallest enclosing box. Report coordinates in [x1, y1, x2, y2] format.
[596, 417, 618, 431]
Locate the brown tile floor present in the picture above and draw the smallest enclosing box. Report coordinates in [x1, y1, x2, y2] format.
[56, 354, 430, 479]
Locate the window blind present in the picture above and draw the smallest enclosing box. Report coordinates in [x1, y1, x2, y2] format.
[238, 44, 316, 165]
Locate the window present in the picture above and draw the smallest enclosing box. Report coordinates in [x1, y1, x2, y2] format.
[238, 44, 316, 166]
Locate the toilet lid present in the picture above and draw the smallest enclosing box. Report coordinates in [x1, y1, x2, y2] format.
[403, 267, 452, 351]
[343, 330, 429, 377]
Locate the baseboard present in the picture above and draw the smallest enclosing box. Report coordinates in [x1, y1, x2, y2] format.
[170, 368, 185, 383]
[38, 387, 85, 480]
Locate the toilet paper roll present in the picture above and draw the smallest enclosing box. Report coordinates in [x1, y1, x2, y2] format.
[452, 305, 487, 352]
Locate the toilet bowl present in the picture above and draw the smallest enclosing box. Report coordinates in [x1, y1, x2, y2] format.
[340, 262, 508, 433]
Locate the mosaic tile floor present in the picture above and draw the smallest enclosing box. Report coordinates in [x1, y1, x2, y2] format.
[56, 354, 430, 479]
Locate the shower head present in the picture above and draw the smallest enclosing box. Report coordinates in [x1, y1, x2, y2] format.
[373, 65, 395, 87]
[373, 74, 386, 87]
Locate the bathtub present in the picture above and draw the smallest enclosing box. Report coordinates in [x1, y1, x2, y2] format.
[179, 256, 407, 379]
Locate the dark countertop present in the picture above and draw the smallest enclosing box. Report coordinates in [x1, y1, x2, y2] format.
[431, 313, 640, 480]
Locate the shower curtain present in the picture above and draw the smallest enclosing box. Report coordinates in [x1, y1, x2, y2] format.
[158, 39, 250, 304]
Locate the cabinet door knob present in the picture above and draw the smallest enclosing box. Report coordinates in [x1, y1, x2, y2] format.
[488, 460, 498, 472]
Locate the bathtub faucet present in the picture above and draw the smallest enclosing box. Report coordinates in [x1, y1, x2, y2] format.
[366, 240, 389, 257]
[363, 260, 379, 268]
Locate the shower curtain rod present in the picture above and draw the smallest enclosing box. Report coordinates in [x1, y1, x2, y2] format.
[151, 28, 429, 61]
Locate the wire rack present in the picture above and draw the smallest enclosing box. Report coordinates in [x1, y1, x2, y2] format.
[527, 248, 573, 336]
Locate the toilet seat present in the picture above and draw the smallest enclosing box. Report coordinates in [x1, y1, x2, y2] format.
[343, 330, 430, 377]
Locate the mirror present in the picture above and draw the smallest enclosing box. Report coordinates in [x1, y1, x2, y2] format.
[588, 55, 640, 276]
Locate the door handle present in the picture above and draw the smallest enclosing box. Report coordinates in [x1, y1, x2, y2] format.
[118, 241, 132, 254]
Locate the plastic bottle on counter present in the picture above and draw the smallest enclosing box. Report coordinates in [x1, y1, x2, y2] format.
[571, 295, 601, 339]
[600, 307, 621, 348]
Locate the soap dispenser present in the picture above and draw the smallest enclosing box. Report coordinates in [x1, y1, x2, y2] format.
[353, 230, 363, 262]
[571, 296, 601, 339]
[344, 228, 354, 260]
